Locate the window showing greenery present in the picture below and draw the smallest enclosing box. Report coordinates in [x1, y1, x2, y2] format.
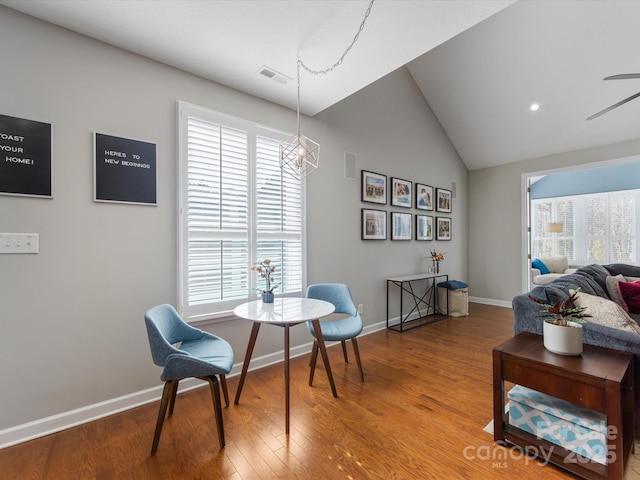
[178, 102, 305, 321]
[532, 190, 638, 264]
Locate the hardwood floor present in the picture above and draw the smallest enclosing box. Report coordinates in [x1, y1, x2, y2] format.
[0, 303, 577, 479]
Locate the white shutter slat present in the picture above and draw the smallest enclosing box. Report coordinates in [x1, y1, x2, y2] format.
[533, 191, 637, 265]
[180, 104, 304, 320]
[185, 118, 249, 306]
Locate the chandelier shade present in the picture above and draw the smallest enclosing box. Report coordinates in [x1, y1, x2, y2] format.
[279, 132, 319, 180]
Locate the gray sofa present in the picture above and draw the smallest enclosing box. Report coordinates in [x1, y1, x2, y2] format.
[513, 263, 640, 423]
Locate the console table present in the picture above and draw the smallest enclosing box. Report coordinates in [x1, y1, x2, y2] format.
[493, 333, 634, 479]
[386, 273, 448, 332]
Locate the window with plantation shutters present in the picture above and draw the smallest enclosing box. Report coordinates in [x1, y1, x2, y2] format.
[531, 190, 638, 265]
[178, 102, 305, 321]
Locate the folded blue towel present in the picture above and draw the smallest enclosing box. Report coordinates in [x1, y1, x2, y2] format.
[437, 280, 468, 290]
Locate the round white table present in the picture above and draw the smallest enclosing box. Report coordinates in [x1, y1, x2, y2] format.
[233, 297, 337, 434]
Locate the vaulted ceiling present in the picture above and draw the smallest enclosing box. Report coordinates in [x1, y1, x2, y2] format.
[3, 0, 639, 170]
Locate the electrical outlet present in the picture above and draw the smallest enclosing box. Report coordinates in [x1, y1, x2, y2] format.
[358, 304, 364, 314]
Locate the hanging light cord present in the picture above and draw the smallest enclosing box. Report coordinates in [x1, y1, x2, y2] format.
[295, 0, 375, 133]
[299, 0, 375, 76]
[296, 59, 301, 135]
[283, 0, 374, 178]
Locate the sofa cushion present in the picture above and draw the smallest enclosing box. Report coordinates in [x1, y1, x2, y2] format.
[619, 281, 640, 314]
[542, 256, 569, 274]
[605, 263, 640, 279]
[532, 258, 550, 274]
[572, 289, 640, 334]
[533, 273, 567, 285]
[606, 274, 629, 312]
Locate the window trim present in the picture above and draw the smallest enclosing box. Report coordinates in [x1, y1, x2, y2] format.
[177, 101, 307, 323]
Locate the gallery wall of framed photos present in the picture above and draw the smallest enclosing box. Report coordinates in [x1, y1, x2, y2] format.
[361, 169, 453, 242]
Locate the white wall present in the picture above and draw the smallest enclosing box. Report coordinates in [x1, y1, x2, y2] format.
[469, 137, 640, 304]
[0, 7, 468, 442]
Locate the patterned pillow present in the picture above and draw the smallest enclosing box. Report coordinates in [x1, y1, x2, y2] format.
[605, 275, 629, 312]
[571, 289, 640, 334]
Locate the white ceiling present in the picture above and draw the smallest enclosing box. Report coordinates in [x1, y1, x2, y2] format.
[408, 0, 640, 169]
[2, 0, 640, 171]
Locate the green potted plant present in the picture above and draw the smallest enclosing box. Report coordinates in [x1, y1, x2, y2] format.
[529, 288, 591, 356]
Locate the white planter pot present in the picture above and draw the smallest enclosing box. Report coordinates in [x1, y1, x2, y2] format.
[543, 320, 584, 356]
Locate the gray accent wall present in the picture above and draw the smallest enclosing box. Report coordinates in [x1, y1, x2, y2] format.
[0, 6, 468, 437]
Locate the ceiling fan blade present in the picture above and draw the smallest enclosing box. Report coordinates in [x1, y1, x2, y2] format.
[605, 73, 640, 80]
[587, 91, 640, 120]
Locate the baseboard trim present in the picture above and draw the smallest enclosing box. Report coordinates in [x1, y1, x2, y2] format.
[469, 297, 513, 309]
[0, 321, 387, 450]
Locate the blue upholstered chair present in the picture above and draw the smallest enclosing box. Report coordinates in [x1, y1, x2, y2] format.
[144, 304, 234, 454]
[306, 284, 364, 384]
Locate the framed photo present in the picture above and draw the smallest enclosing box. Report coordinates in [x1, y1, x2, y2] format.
[391, 177, 412, 208]
[415, 183, 433, 211]
[436, 188, 452, 213]
[436, 217, 452, 241]
[416, 214, 434, 241]
[391, 212, 412, 241]
[361, 208, 387, 240]
[361, 170, 387, 205]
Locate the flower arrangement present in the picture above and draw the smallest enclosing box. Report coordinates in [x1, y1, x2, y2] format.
[428, 250, 446, 274]
[430, 250, 445, 263]
[528, 288, 591, 326]
[250, 259, 279, 294]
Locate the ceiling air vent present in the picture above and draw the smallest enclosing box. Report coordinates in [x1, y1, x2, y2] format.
[257, 66, 290, 84]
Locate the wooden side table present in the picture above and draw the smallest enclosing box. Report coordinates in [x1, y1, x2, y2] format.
[493, 333, 634, 479]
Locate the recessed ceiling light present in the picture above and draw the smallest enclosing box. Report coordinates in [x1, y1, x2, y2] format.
[530, 103, 540, 111]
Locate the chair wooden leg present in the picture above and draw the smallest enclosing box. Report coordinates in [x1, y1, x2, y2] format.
[341, 340, 349, 363]
[203, 375, 225, 448]
[309, 339, 319, 386]
[168, 379, 180, 416]
[220, 374, 229, 407]
[351, 337, 365, 382]
[151, 380, 177, 455]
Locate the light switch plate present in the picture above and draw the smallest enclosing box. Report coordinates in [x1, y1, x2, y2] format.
[0, 233, 39, 254]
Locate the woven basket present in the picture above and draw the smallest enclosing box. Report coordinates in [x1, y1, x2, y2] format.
[437, 287, 469, 317]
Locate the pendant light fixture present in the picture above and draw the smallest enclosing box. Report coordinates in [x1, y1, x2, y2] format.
[279, 59, 320, 180]
[279, 0, 375, 180]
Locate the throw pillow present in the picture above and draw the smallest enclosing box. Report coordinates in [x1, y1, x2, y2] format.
[605, 275, 629, 312]
[619, 281, 640, 314]
[571, 289, 640, 335]
[532, 258, 550, 275]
